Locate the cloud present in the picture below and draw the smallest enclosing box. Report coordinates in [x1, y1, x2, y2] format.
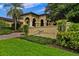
[0, 3, 41, 10]
[36, 7, 46, 13]
[0, 4, 7, 11]
[32, 7, 46, 14]
[0, 4, 3, 9]
[0, 3, 41, 9]
[22, 3, 41, 9]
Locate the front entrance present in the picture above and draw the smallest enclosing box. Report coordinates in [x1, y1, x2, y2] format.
[41, 19, 44, 26]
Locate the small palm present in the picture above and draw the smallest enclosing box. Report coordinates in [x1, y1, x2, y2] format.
[4, 3, 23, 31]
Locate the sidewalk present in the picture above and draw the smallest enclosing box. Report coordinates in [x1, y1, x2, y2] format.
[0, 32, 24, 40]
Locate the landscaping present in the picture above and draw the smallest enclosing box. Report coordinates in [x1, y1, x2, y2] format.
[0, 27, 12, 35]
[0, 3, 79, 56]
[0, 19, 13, 35]
[0, 37, 78, 56]
[55, 20, 79, 53]
[25, 35, 56, 45]
[57, 31, 79, 52]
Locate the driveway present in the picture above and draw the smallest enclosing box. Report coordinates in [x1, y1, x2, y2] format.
[0, 32, 24, 40]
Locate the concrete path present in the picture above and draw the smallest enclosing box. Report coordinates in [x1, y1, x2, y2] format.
[0, 32, 24, 40]
[29, 26, 57, 39]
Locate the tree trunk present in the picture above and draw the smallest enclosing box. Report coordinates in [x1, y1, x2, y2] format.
[14, 19, 17, 31]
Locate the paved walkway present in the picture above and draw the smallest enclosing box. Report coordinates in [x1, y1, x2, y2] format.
[0, 32, 24, 40]
[29, 26, 57, 39]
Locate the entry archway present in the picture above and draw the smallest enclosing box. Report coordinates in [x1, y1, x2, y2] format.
[41, 19, 44, 26]
[32, 18, 36, 27]
[25, 17, 30, 25]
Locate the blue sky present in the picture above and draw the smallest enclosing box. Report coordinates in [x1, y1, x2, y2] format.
[0, 3, 48, 18]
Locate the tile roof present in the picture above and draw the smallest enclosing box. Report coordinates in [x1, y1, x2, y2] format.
[21, 12, 48, 16]
[0, 17, 13, 22]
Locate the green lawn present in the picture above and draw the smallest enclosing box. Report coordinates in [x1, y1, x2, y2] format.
[0, 38, 78, 56]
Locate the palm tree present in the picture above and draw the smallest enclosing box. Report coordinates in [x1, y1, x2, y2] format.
[5, 3, 23, 31]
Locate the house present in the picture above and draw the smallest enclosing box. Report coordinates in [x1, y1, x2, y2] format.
[0, 12, 52, 28]
[0, 17, 13, 27]
[0, 13, 57, 38]
[19, 12, 51, 27]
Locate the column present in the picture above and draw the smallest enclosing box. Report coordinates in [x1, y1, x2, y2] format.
[29, 18, 32, 27]
[44, 20, 46, 27]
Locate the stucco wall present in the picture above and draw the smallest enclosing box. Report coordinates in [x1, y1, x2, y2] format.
[20, 13, 47, 27]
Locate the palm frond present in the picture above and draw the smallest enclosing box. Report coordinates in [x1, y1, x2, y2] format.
[6, 3, 23, 20]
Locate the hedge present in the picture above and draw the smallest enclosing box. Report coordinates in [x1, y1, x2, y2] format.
[56, 31, 79, 52]
[0, 27, 12, 35]
[25, 35, 56, 45]
[68, 23, 79, 31]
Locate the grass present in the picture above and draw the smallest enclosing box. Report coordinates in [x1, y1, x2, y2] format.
[0, 38, 78, 56]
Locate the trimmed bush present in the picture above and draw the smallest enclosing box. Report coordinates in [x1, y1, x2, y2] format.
[56, 31, 79, 52]
[25, 35, 56, 45]
[0, 27, 12, 35]
[57, 20, 67, 32]
[0, 20, 10, 27]
[23, 25, 29, 36]
[68, 23, 79, 31]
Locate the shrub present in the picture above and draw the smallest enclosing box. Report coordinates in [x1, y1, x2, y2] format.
[0, 27, 12, 35]
[23, 25, 29, 36]
[57, 20, 67, 32]
[0, 20, 10, 27]
[56, 31, 79, 52]
[68, 23, 79, 31]
[25, 35, 56, 45]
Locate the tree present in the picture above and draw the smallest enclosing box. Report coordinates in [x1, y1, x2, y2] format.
[46, 3, 66, 21]
[4, 3, 23, 31]
[66, 4, 79, 23]
[47, 3, 79, 23]
[46, 4, 76, 21]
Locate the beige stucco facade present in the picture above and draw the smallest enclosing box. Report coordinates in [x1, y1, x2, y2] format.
[19, 13, 57, 38]
[19, 13, 49, 28]
[1, 13, 57, 38]
[1, 12, 52, 28]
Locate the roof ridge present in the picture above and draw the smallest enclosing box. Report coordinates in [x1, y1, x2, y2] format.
[21, 12, 48, 16]
[0, 17, 13, 22]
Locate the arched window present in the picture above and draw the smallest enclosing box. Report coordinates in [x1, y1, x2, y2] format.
[32, 18, 36, 27]
[41, 19, 44, 26]
[25, 17, 30, 25]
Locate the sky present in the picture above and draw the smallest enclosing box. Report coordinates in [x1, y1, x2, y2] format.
[0, 3, 48, 18]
